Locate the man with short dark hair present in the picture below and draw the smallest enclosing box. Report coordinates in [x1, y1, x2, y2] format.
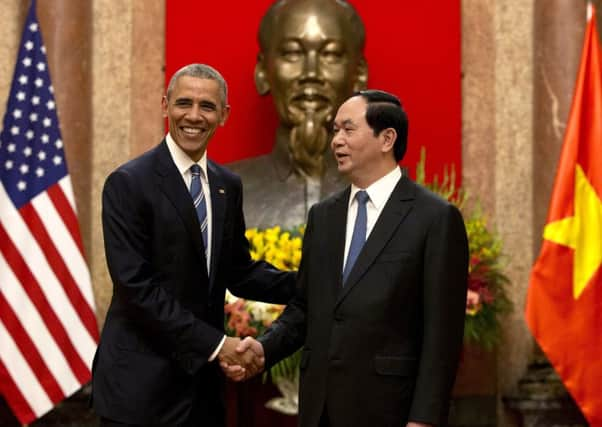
[228, 90, 468, 427]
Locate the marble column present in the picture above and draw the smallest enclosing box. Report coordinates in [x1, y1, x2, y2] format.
[462, 0, 537, 425]
[533, 0, 587, 253]
[91, 0, 165, 325]
[37, 0, 93, 260]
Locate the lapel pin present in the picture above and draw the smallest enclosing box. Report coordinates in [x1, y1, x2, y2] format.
[218, 188, 225, 194]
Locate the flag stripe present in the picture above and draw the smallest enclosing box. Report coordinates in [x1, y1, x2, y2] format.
[0, 186, 96, 369]
[58, 176, 77, 212]
[0, 253, 80, 394]
[0, 293, 63, 405]
[47, 181, 85, 257]
[33, 186, 96, 311]
[20, 201, 98, 341]
[0, 222, 91, 385]
[0, 358, 37, 424]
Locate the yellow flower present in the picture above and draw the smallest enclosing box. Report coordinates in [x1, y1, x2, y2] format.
[245, 228, 258, 241]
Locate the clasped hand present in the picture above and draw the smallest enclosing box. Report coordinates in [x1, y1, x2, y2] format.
[218, 336, 264, 381]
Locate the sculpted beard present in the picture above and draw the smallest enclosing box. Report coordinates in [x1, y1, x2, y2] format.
[288, 109, 331, 177]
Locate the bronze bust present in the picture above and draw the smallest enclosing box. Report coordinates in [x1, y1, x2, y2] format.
[229, 0, 368, 229]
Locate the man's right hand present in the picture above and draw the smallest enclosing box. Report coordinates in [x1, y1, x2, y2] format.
[219, 336, 265, 381]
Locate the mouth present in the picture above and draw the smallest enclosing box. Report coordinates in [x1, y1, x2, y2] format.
[290, 89, 332, 112]
[181, 126, 205, 136]
[334, 151, 349, 162]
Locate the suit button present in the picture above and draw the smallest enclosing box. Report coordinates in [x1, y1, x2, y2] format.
[334, 315, 343, 322]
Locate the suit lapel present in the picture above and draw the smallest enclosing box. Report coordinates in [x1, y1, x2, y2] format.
[207, 161, 226, 291]
[336, 177, 416, 307]
[328, 188, 351, 295]
[154, 141, 208, 273]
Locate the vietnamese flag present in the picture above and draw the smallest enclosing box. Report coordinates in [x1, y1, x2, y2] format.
[525, 4, 602, 425]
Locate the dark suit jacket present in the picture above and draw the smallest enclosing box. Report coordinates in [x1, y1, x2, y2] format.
[260, 176, 468, 427]
[91, 141, 295, 426]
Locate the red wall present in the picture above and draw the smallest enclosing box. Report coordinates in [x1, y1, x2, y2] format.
[166, 1, 461, 182]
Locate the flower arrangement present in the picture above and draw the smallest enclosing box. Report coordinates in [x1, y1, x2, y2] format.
[463, 213, 512, 349]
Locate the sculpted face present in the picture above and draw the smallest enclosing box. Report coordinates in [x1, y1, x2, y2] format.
[256, 0, 368, 176]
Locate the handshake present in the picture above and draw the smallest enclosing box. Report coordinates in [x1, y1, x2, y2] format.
[217, 336, 264, 381]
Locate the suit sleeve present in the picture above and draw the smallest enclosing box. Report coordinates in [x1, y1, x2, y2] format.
[224, 174, 296, 304]
[409, 203, 468, 424]
[256, 205, 316, 367]
[102, 170, 223, 374]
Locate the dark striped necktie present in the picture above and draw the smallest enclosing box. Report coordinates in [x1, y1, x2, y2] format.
[190, 164, 208, 256]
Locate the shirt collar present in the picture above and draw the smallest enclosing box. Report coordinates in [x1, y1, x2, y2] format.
[349, 166, 402, 209]
[165, 132, 208, 177]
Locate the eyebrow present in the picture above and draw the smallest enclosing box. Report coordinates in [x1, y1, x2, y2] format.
[174, 98, 218, 108]
[335, 119, 355, 127]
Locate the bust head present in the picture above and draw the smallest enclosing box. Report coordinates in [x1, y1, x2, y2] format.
[256, 0, 368, 177]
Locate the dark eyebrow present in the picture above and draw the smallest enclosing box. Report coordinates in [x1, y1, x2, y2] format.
[337, 119, 355, 127]
[200, 100, 217, 109]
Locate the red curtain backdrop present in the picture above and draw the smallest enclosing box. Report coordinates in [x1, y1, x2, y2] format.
[166, 1, 461, 182]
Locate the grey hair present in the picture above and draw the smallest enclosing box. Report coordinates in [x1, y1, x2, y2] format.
[166, 63, 228, 106]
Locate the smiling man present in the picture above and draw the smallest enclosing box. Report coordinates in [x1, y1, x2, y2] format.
[228, 0, 368, 229]
[91, 63, 295, 427]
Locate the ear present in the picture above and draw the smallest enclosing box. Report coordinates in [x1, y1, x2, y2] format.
[352, 57, 368, 92]
[255, 54, 271, 96]
[380, 128, 397, 154]
[220, 105, 231, 126]
[161, 96, 168, 118]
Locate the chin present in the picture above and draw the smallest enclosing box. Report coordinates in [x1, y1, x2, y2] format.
[337, 164, 351, 175]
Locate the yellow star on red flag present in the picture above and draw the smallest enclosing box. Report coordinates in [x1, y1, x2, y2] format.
[543, 165, 602, 299]
[526, 5, 602, 425]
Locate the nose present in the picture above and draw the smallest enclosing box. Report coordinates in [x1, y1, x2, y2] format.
[331, 131, 344, 148]
[300, 51, 321, 83]
[188, 104, 204, 121]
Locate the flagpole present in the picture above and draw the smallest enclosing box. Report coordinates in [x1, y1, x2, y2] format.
[588, 2, 593, 21]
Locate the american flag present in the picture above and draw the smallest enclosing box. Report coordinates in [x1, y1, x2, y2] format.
[0, 1, 99, 424]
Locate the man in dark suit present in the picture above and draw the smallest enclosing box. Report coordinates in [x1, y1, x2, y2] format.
[228, 90, 468, 426]
[91, 63, 295, 426]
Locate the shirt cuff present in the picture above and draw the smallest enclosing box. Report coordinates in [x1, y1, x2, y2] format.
[208, 335, 226, 362]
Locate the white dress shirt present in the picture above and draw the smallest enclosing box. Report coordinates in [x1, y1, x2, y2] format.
[343, 166, 403, 270]
[165, 133, 213, 273]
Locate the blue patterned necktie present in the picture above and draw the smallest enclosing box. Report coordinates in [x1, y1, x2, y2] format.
[190, 164, 208, 256]
[343, 190, 370, 284]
